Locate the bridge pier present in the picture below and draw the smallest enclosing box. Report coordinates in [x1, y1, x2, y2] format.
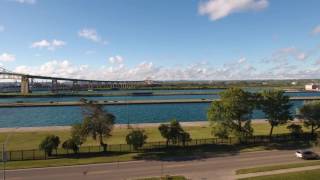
[72, 81, 78, 92]
[20, 76, 30, 95]
[51, 79, 58, 93]
[88, 81, 93, 91]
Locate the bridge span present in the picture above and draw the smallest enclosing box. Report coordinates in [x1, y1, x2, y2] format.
[0, 67, 151, 94]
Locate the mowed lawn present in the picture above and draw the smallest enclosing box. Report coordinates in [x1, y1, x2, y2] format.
[0, 122, 309, 151]
[239, 168, 320, 180]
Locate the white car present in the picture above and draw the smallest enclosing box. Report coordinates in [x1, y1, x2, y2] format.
[295, 150, 319, 160]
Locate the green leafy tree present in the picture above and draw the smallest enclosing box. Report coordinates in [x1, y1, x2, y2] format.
[81, 102, 115, 152]
[287, 124, 303, 138]
[211, 122, 230, 139]
[178, 131, 191, 147]
[158, 120, 191, 146]
[62, 138, 80, 154]
[208, 88, 255, 140]
[70, 123, 86, 146]
[39, 135, 60, 156]
[126, 129, 148, 150]
[299, 101, 320, 135]
[260, 90, 293, 138]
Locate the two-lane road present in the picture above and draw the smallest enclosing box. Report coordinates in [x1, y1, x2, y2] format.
[5, 150, 304, 180]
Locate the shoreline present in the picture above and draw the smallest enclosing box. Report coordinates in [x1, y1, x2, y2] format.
[0, 119, 277, 133]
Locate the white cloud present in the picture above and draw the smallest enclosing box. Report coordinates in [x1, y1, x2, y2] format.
[199, 0, 269, 21]
[264, 47, 309, 63]
[109, 56, 124, 64]
[78, 28, 106, 43]
[31, 39, 66, 51]
[312, 25, 320, 35]
[12, 57, 260, 81]
[0, 53, 16, 62]
[238, 57, 246, 64]
[15, 60, 90, 79]
[13, 0, 36, 4]
[0, 25, 4, 32]
[12, 53, 320, 80]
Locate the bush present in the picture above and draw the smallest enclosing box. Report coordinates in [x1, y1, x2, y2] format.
[39, 135, 60, 156]
[62, 138, 80, 154]
[178, 131, 191, 146]
[287, 124, 303, 138]
[212, 123, 230, 139]
[159, 119, 191, 146]
[126, 129, 148, 150]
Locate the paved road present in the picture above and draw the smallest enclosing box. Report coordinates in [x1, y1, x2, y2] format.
[4, 150, 305, 180]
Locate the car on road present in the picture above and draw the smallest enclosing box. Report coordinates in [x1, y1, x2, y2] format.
[295, 150, 319, 160]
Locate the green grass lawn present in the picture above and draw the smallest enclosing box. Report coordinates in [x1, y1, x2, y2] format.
[238, 168, 320, 180]
[3, 152, 138, 170]
[236, 160, 320, 174]
[0, 122, 308, 151]
[1, 139, 313, 170]
[135, 176, 187, 180]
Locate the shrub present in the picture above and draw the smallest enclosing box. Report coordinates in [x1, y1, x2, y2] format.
[159, 119, 191, 146]
[126, 129, 148, 150]
[287, 124, 303, 138]
[39, 135, 60, 156]
[212, 123, 230, 139]
[62, 138, 80, 154]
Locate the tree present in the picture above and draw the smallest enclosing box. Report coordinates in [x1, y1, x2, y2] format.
[158, 120, 191, 146]
[208, 88, 255, 140]
[62, 138, 80, 154]
[71, 123, 86, 146]
[126, 129, 148, 150]
[81, 101, 115, 152]
[39, 135, 60, 156]
[260, 90, 293, 138]
[211, 122, 230, 139]
[287, 124, 303, 138]
[299, 101, 320, 135]
[178, 131, 191, 147]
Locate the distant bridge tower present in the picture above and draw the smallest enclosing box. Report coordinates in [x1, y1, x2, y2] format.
[20, 76, 30, 95]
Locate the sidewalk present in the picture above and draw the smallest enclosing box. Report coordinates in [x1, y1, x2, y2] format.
[235, 165, 320, 179]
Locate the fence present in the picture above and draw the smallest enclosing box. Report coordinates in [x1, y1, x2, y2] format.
[0, 133, 316, 162]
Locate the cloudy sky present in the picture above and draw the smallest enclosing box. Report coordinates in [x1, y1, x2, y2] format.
[0, 0, 320, 80]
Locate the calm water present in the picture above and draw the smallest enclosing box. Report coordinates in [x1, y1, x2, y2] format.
[0, 89, 317, 128]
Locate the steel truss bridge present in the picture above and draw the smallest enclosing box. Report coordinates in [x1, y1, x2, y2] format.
[0, 67, 148, 94]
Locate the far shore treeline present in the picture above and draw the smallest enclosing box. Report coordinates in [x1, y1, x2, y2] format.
[39, 88, 320, 155]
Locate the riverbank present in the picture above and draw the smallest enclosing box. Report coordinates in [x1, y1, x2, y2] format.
[0, 89, 315, 99]
[0, 119, 296, 132]
[0, 91, 220, 98]
[0, 119, 306, 151]
[0, 96, 318, 108]
[0, 121, 211, 132]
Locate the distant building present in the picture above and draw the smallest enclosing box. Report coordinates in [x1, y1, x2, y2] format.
[291, 81, 297, 85]
[305, 83, 319, 91]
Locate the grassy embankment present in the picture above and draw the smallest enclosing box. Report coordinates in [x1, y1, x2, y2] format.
[236, 160, 320, 174]
[0, 122, 309, 151]
[0, 122, 314, 170]
[238, 168, 320, 180]
[135, 176, 187, 180]
[0, 91, 220, 98]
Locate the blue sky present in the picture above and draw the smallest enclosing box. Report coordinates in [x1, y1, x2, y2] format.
[0, 0, 320, 80]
